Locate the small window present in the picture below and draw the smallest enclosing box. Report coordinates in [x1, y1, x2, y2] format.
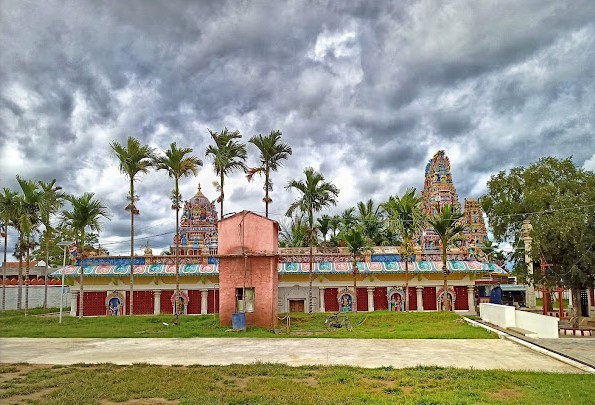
[236, 288, 255, 313]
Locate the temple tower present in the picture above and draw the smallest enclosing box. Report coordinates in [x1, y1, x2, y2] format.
[172, 183, 219, 261]
[463, 198, 488, 248]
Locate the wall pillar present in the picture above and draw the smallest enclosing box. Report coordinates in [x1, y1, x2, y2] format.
[416, 287, 424, 312]
[319, 288, 325, 313]
[367, 287, 375, 312]
[70, 291, 77, 317]
[154, 290, 161, 315]
[467, 285, 475, 313]
[200, 289, 208, 315]
[521, 219, 536, 308]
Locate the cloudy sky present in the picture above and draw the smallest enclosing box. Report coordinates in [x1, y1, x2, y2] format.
[1, 0, 594, 257]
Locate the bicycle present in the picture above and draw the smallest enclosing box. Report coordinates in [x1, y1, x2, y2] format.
[325, 312, 353, 332]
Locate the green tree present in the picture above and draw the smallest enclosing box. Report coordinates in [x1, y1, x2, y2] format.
[427, 204, 465, 311]
[154, 143, 202, 324]
[111, 136, 157, 315]
[382, 188, 424, 311]
[316, 214, 332, 245]
[206, 128, 248, 218]
[340, 226, 372, 312]
[0, 188, 18, 311]
[279, 214, 309, 248]
[247, 130, 292, 218]
[356, 199, 386, 246]
[61, 193, 110, 319]
[37, 179, 64, 308]
[286, 167, 339, 313]
[16, 176, 42, 315]
[481, 157, 595, 326]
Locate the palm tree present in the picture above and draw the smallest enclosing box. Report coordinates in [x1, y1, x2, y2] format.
[111, 137, 157, 315]
[154, 143, 202, 324]
[37, 179, 64, 308]
[286, 167, 339, 313]
[0, 188, 18, 311]
[382, 188, 423, 311]
[316, 214, 332, 244]
[340, 227, 372, 312]
[356, 199, 385, 246]
[61, 193, 110, 319]
[427, 204, 465, 311]
[279, 214, 309, 248]
[206, 128, 247, 217]
[16, 176, 41, 315]
[339, 208, 358, 234]
[247, 130, 292, 218]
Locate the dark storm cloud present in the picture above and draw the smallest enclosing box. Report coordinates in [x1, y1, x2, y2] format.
[1, 0, 594, 256]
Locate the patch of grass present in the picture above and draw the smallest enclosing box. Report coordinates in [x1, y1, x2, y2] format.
[0, 363, 593, 404]
[0, 309, 495, 339]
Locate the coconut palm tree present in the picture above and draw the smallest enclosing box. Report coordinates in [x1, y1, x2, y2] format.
[246, 130, 292, 218]
[61, 193, 110, 319]
[16, 176, 42, 315]
[154, 143, 202, 324]
[286, 167, 339, 313]
[356, 199, 385, 246]
[111, 137, 157, 315]
[0, 188, 18, 311]
[37, 179, 64, 308]
[340, 226, 372, 312]
[382, 188, 424, 311]
[427, 204, 465, 311]
[206, 128, 247, 218]
[279, 214, 309, 248]
[316, 214, 332, 244]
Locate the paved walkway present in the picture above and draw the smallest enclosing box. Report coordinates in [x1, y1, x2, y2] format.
[0, 338, 586, 373]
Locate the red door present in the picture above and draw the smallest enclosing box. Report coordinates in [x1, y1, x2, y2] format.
[407, 287, 417, 311]
[207, 289, 219, 314]
[423, 287, 437, 310]
[324, 288, 339, 312]
[81, 291, 106, 316]
[454, 286, 468, 310]
[187, 290, 201, 314]
[160, 290, 175, 314]
[356, 287, 368, 312]
[374, 287, 388, 310]
[126, 291, 154, 315]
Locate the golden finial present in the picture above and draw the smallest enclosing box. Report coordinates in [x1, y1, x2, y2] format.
[198, 182, 201, 193]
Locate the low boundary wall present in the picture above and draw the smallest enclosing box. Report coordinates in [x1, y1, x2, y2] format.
[480, 303, 559, 338]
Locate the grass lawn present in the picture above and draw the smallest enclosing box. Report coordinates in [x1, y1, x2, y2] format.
[1, 363, 593, 405]
[536, 297, 569, 310]
[0, 308, 495, 339]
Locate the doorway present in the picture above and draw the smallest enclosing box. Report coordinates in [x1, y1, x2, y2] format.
[289, 299, 305, 313]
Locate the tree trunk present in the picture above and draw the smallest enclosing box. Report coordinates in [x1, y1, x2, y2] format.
[220, 173, 224, 219]
[265, 168, 269, 218]
[129, 178, 135, 315]
[17, 243, 23, 310]
[24, 245, 30, 316]
[570, 287, 580, 329]
[43, 234, 49, 308]
[353, 259, 357, 312]
[2, 231, 7, 311]
[308, 242, 313, 314]
[79, 232, 85, 319]
[405, 259, 409, 312]
[442, 243, 449, 311]
[174, 178, 180, 325]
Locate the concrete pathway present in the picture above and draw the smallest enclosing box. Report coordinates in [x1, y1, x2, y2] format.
[0, 338, 586, 373]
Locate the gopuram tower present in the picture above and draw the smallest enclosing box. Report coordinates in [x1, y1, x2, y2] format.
[419, 150, 488, 260]
[172, 184, 219, 263]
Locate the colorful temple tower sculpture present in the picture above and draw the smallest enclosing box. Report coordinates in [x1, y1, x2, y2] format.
[419, 150, 488, 260]
[173, 184, 219, 262]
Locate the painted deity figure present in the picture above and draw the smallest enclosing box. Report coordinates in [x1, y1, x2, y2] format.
[340, 294, 352, 312]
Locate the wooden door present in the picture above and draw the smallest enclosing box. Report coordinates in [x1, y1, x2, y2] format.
[289, 299, 305, 313]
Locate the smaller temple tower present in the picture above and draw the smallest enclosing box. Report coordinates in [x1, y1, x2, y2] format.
[172, 183, 219, 263]
[463, 198, 488, 248]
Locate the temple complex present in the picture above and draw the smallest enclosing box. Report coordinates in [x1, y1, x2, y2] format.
[52, 150, 592, 327]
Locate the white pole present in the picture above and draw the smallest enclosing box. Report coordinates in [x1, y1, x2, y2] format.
[59, 245, 67, 324]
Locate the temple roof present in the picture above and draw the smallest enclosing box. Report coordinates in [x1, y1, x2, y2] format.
[50, 260, 506, 277]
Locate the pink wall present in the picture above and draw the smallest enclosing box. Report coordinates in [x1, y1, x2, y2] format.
[218, 211, 279, 329]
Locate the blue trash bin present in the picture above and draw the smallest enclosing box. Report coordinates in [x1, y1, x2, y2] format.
[232, 312, 246, 331]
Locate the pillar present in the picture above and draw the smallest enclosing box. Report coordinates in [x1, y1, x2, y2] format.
[521, 219, 536, 308]
[367, 287, 375, 312]
[416, 286, 424, 312]
[467, 285, 475, 313]
[319, 288, 325, 313]
[200, 289, 208, 315]
[154, 290, 161, 315]
[70, 291, 77, 317]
